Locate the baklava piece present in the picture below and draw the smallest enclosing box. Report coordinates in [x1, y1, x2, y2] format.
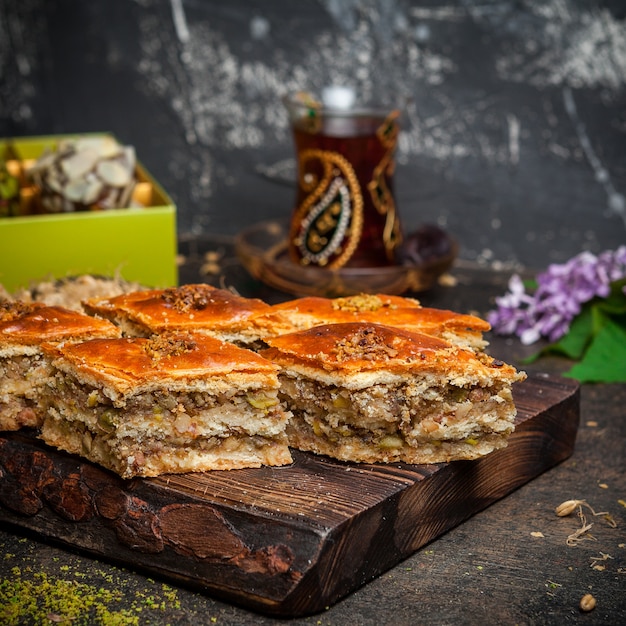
[263, 293, 490, 351]
[40, 332, 293, 478]
[83, 283, 276, 346]
[262, 322, 525, 465]
[0, 300, 120, 431]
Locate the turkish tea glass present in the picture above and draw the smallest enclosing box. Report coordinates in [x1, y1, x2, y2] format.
[284, 88, 403, 269]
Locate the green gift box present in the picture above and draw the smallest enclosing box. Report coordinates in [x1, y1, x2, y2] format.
[0, 134, 178, 293]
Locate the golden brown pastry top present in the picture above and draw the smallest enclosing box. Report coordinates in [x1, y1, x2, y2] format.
[0, 304, 120, 346]
[262, 322, 522, 383]
[83, 284, 272, 332]
[81, 288, 165, 314]
[266, 294, 490, 334]
[42, 332, 279, 395]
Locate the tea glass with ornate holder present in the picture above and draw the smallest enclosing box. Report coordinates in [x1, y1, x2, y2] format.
[284, 87, 402, 269]
[235, 87, 457, 297]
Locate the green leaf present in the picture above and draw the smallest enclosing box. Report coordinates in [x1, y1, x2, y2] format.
[556, 305, 595, 359]
[564, 315, 626, 383]
[595, 278, 626, 315]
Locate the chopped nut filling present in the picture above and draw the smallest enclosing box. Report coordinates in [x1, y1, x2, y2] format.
[0, 299, 37, 321]
[40, 367, 291, 477]
[332, 326, 399, 361]
[331, 294, 394, 312]
[0, 353, 52, 430]
[161, 284, 215, 312]
[279, 372, 514, 459]
[143, 334, 197, 361]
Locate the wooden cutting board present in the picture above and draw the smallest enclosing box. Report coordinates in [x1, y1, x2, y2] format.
[0, 372, 579, 617]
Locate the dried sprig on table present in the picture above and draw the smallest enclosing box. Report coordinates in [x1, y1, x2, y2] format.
[488, 247, 626, 383]
[554, 499, 617, 546]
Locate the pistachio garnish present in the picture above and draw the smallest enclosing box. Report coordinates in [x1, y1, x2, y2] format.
[555, 498, 618, 547]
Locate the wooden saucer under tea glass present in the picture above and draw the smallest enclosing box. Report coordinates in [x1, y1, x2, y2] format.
[235, 221, 457, 298]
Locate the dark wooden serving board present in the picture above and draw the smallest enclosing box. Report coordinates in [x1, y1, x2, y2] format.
[0, 372, 579, 617]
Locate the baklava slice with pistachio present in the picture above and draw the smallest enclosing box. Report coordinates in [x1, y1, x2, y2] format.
[39, 332, 292, 478]
[261, 322, 525, 465]
[0, 299, 120, 431]
[82, 283, 276, 347]
[263, 293, 491, 351]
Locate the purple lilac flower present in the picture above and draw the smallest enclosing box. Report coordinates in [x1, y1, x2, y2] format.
[488, 246, 626, 345]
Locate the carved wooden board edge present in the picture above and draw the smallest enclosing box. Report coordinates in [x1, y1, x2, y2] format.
[0, 372, 579, 617]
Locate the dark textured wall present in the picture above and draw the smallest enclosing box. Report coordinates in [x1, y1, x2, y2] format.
[1, 0, 625, 269]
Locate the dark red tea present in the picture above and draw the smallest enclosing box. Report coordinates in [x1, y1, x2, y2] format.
[288, 111, 402, 268]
